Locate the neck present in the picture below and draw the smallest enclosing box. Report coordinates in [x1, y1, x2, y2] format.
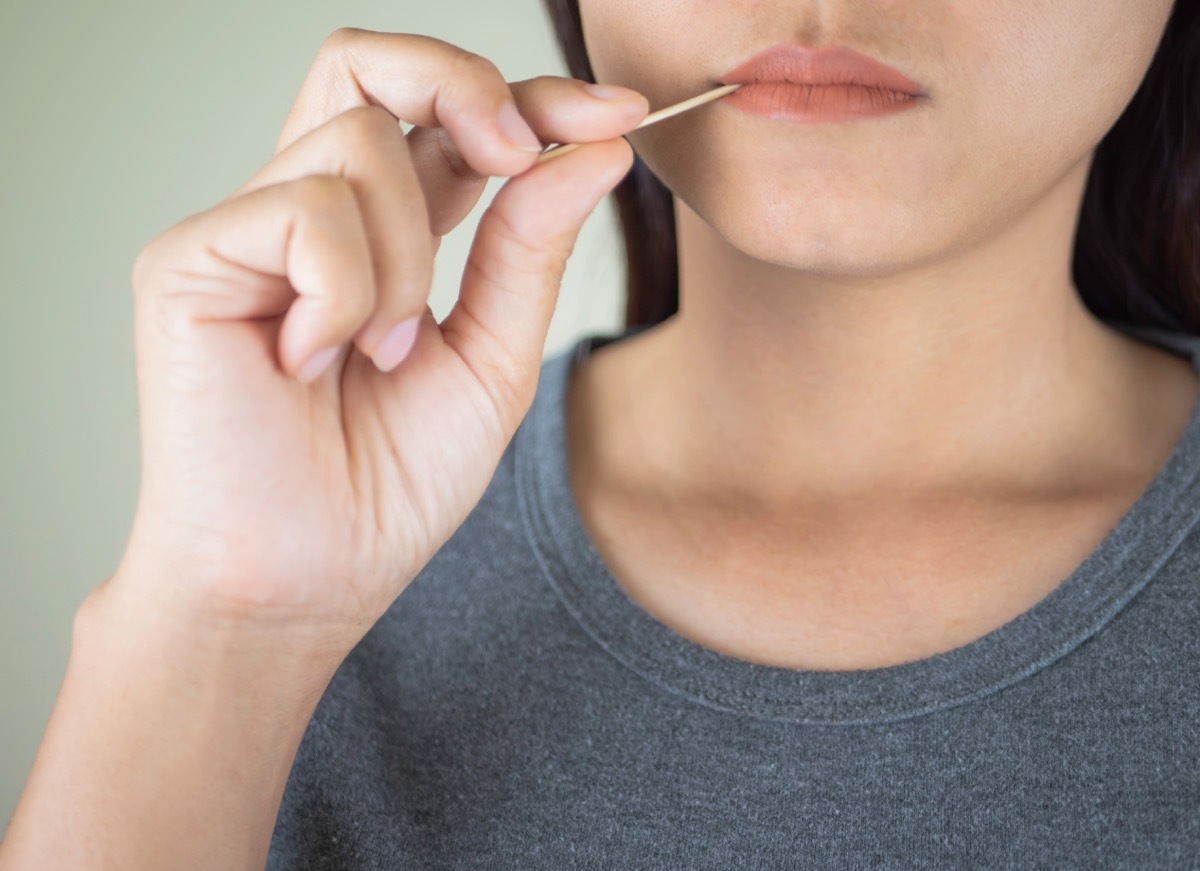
[617, 158, 1191, 506]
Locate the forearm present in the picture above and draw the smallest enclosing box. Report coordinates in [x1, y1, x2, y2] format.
[0, 576, 347, 871]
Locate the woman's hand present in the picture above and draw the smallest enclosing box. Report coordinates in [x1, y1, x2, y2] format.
[0, 31, 648, 870]
[111, 27, 647, 647]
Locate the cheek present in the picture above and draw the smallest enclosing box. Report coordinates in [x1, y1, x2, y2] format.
[924, 0, 1171, 237]
[580, 0, 736, 99]
[579, 0, 669, 85]
[958, 0, 1161, 150]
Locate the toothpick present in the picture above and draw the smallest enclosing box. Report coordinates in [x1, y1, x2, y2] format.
[534, 83, 741, 165]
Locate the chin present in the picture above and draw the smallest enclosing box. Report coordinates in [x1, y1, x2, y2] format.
[677, 180, 944, 279]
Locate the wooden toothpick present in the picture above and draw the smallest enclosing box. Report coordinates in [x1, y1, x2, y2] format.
[534, 83, 742, 165]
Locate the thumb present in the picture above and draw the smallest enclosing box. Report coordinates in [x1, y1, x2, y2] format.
[439, 137, 635, 429]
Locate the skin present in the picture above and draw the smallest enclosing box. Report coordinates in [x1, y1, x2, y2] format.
[0, 31, 651, 870]
[0, 12, 1192, 866]
[570, 0, 1197, 669]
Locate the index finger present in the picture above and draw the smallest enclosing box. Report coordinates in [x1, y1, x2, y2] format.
[276, 28, 543, 177]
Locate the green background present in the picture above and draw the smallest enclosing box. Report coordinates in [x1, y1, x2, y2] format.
[0, 0, 625, 828]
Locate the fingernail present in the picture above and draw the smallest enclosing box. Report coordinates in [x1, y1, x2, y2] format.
[584, 83, 639, 101]
[298, 346, 340, 384]
[496, 103, 543, 153]
[373, 317, 421, 373]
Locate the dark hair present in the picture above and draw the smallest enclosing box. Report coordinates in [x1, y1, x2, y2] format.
[542, 0, 1200, 334]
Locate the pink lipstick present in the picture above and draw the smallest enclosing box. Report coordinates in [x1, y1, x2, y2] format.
[719, 45, 926, 122]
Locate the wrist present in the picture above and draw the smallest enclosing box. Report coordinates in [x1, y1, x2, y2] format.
[1, 571, 355, 871]
[75, 571, 353, 716]
[96, 545, 371, 667]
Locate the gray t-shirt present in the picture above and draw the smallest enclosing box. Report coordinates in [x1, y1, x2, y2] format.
[267, 323, 1200, 869]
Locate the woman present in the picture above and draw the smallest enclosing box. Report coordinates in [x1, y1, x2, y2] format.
[2, 0, 1197, 866]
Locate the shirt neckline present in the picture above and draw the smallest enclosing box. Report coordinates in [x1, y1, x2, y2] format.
[515, 323, 1200, 725]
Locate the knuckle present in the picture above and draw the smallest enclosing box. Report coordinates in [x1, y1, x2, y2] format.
[130, 222, 186, 301]
[382, 244, 435, 314]
[520, 74, 564, 91]
[131, 242, 159, 297]
[445, 48, 506, 92]
[349, 288, 378, 326]
[488, 207, 571, 273]
[335, 104, 405, 150]
[295, 173, 358, 219]
[396, 240, 435, 282]
[319, 26, 367, 56]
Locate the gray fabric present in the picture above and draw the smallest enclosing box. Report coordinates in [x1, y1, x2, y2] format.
[267, 323, 1200, 869]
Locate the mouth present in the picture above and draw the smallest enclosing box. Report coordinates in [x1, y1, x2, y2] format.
[717, 44, 927, 122]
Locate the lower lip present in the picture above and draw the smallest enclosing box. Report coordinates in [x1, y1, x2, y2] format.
[724, 82, 922, 122]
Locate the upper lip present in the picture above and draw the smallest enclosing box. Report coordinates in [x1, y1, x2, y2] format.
[719, 44, 924, 96]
